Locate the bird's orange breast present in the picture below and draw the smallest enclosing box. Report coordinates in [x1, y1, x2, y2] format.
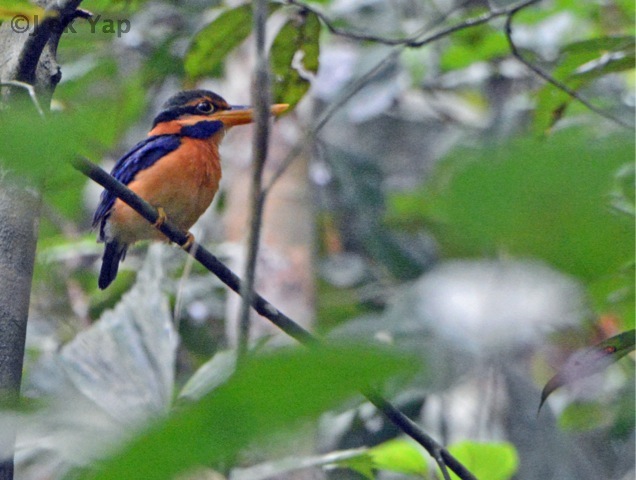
[109, 136, 223, 244]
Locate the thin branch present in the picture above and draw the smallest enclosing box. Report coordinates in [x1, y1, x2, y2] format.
[71, 156, 477, 480]
[264, 0, 541, 194]
[237, 0, 273, 357]
[267, 0, 631, 197]
[264, 0, 464, 193]
[287, 0, 540, 49]
[263, 48, 401, 195]
[504, 4, 633, 129]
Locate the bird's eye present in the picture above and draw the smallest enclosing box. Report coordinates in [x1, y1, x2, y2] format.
[196, 101, 214, 113]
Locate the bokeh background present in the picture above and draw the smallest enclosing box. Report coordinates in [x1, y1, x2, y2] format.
[0, 0, 633, 478]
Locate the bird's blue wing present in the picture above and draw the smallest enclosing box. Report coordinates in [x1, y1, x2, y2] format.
[92, 134, 181, 236]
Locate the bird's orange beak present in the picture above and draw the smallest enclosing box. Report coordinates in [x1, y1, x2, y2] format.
[210, 104, 289, 127]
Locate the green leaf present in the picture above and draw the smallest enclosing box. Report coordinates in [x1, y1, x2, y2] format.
[82, 0, 148, 11]
[177, 350, 237, 402]
[369, 438, 428, 476]
[558, 400, 612, 431]
[441, 24, 508, 71]
[316, 278, 375, 332]
[447, 441, 518, 480]
[184, 5, 254, 79]
[334, 438, 429, 478]
[334, 451, 375, 479]
[534, 36, 635, 133]
[271, 11, 321, 108]
[386, 129, 635, 282]
[0, 0, 45, 20]
[0, 70, 146, 224]
[540, 330, 636, 410]
[80, 344, 414, 480]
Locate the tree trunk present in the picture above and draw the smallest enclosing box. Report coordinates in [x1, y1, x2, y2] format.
[0, 185, 39, 480]
[0, 1, 83, 477]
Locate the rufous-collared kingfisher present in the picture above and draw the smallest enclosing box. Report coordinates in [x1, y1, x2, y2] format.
[93, 89, 288, 289]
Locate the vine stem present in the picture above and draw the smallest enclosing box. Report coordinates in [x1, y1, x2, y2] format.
[237, 0, 273, 358]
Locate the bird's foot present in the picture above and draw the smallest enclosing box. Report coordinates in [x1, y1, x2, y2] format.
[182, 232, 195, 252]
[153, 207, 167, 228]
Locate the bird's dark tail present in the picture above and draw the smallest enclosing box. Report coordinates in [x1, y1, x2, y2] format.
[98, 240, 128, 290]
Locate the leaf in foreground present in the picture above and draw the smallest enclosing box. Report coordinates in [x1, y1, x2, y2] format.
[368, 438, 428, 476]
[448, 441, 518, 480]
[81, 344, 413, 480]
[387, 129, 634, 282]
[0, 0, 45, 20]
[539, 329, 635, 411]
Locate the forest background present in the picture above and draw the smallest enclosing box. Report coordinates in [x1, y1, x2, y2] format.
[0, 0, 633, 479]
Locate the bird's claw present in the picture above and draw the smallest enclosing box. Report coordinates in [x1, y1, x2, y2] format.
[153, 207, 167, 228]
[182, 232, 195, 251]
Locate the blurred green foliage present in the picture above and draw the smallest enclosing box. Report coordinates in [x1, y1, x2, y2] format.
[440, 25, 508, 71]
[559, 400, 613, 432]
[0, 0, 45, 19]
[448, 441, 518, 480]
[387, 129, 634, 277]
[185, 4, 257, 79]
[316, 279, 376, 333]
[338, 438, 520, 480]
[184, 3, 320, 108]
[77, 344, 414, 480]
[0, 0, 632, 478]
[0, 72, 146, 231]
[367, 438, 429, 477]
[387, 128, 635, 329]
[535, 36, 635, 133]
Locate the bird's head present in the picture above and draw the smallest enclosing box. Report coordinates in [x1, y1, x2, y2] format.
[152, 89, 288, 129]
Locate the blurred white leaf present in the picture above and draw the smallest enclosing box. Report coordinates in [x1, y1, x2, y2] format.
[59, 244, 177, 421]
[331, 259, 588, 391]
[400, 259, 587, 355]
[178, 350, 237, 402]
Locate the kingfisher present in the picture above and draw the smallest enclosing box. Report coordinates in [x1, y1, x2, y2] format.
[93, 89, 288, 289]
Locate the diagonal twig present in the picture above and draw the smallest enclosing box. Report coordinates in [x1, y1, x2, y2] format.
[263, 48, 402, 195]
[288, 0, 538, 48]
[70, 156, 478, 480]
[504, 2, 633, 129]
[264, 0, 543, 195]
[266, 0, 631, 197]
